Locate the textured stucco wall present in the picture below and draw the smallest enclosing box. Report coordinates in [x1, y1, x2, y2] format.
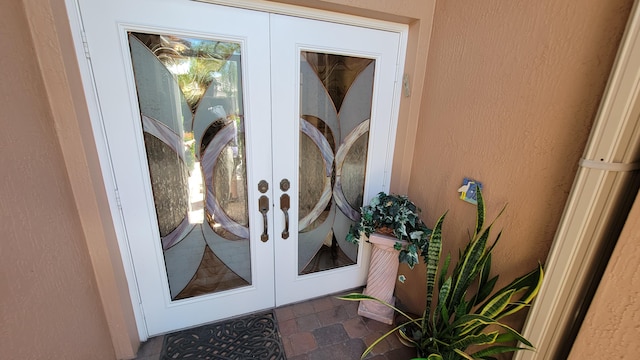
[568, 190, 640, 358]
[4, 0, 635, 358]
[0, 1, 115, 359]
[396, 0, 634, 324]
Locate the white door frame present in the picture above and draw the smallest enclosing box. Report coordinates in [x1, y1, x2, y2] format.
[64, 0, 408, 341]
[516, 0, 640, 358]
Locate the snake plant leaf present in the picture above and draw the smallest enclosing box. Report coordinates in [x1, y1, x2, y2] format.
[449, 331, 499, 350]
[435, 277, 452, 327]
[360, 319, 425, 359]
[438, 253, 451, 289]
[497, 263, 544, 319]
[453, 348, 476, 360]
[425, 211, 446, 320]
[479, 288, 517, 319]
[424, 355, 443, 360]
[493, 331, 527, 345]
[474, 187, 485, 236]
[455, 299, 469, 322]
[447, 224, 491, 314]
[455, 315, 534, 348]
[471, 345, 530, 358]
[399, 326, 421, 347]
[459, 289, 516, 336]
[474, 274, 499, 308]
[476, 263, 543, 320]
[336, 293, 416, 322]
[478, 252, 492, 291]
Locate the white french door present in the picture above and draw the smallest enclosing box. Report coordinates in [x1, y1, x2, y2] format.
[74, 0, 404, 336]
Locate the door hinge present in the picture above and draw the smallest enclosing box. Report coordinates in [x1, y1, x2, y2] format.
[402, 74, 411, 98]
[81, 30, 91, 59]
[114, 188, 123, 209]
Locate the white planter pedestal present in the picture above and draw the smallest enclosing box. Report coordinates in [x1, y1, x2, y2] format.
[358, 233, 406, 325]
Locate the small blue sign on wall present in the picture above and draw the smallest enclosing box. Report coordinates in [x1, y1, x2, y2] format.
[458, 178, 482, 205]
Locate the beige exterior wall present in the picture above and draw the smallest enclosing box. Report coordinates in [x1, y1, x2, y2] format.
[396, 0, 634, 321]
[0, 1, 115, 359]
[2, 0, 636, 358]
[568, 190, 640, 358]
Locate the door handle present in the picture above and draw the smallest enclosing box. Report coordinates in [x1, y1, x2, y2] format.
[280, 194, 290, 239]
[259, 195, 269, 242]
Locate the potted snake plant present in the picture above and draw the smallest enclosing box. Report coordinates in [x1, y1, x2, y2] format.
[345, 192, 431, 324]
[340, 189, 544, 359]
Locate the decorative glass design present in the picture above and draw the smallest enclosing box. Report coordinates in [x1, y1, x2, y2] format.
[128, 32, 250, 300]
[298, 52, 375, 274]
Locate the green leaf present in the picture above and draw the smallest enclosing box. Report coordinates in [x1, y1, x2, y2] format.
[359, 318, 424, 359]
[450, 314, 534, 349]
[478, 264, 543, 320]
[471, 345, 531, 358]
[478, 289, 516, 320]
[438, 253, 451, 290]
[425, 211, 446, 322]
[336, 293, 417, 326]
[453, 348, 476, 360]
[449, 331, 499, 349]
[435, 277, 452, 328]
[474, 275, 498, 307]
[475, 188, 485, 236]
[448, 223, 490, 314]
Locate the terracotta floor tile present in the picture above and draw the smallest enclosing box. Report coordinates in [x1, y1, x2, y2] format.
[343, 299, 361, 317]
[343, 338, 368, 358]
[296, 313, 321, 332]
[311, 296, 335, 313]
[282, 336, 294, 357]
[312, 323, 348, 347]
[363, 317, 394, 332]
[317, 304, 350, 326]
[274, 305, 296, 322]
[278, 317, 298, 337]
[363, 331, 391, 355]
[309, 339, 364, 360]
[292, 301, 316, 317]
[289, 332, 318, 356]
[343, 316, 369, 339]
[287, 354, 309, 360]
[136, 336, 164, 357]
[385, 345, 418, 359]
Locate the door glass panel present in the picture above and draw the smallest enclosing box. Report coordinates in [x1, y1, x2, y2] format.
[128, 32, 250, 301]
[298, 51, 374, 274]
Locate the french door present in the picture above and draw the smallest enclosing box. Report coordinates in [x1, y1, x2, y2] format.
[75, 0, 403, 336]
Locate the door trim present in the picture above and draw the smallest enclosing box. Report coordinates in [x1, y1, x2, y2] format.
[194, 0, 410, 34]
[63, 0, 409, 344]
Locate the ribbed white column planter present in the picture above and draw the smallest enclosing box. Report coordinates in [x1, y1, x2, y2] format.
[358, 233, 406, 324]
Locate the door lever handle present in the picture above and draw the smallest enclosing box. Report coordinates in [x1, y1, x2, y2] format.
[259, 195, 269, 242]
[280, 194, 290, 239]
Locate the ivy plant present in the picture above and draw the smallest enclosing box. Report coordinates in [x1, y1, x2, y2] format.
[346, 192, 432, 268]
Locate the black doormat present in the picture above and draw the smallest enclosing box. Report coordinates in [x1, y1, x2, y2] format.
[160, 311, 286, 360]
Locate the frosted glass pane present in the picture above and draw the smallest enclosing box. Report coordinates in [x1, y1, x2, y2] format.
[129, 32, 250, 300]
[298, 51, 374, 274]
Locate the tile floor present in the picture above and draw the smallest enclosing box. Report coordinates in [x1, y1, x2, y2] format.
[133, 289, 418, 360]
